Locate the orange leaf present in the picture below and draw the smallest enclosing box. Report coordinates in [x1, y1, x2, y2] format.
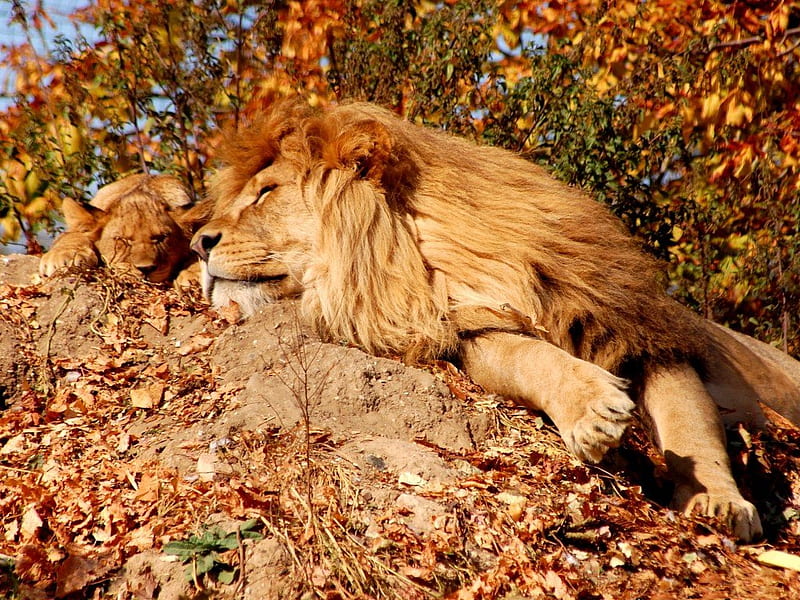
[20, 506, 43, 541]
[176, 331, 216, 355]
[55, 555, 113, 598]
[133, 472, 160, 502]
[130, 383, 164, 409]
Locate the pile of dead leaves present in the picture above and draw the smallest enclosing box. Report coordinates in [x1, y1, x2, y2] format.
[1, 254, 799, 599]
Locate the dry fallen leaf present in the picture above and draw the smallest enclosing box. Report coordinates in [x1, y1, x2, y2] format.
[1, 433, 27, 455]
[197, 452, 217, 482]
[4, 519, 19, 542]
[116, 432, 131, 453]
[143, 300, 169, 334]
[608, 555, 626, 568]
[127, 525, 155, 551]
[543, 569, 573, 600]
[20, 506, 43, 541]
[401, 565, 433, 580]
[133, 473, 160, 502]
[217, 300, 242, 323]
[398, 472, 427, 487]
[130, 383, 165, 409]
[55, 554, 113, 598]
[496, 491, 527, 521]
[176, 331, 216, 355]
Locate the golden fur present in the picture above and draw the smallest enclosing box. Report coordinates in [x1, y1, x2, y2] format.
[192, 99, 800, 541]
[40, 174, 197, 284]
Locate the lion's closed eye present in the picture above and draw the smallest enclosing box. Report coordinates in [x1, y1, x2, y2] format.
[256, 184, 277, 202]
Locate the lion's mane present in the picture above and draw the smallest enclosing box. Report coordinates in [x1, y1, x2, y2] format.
[209, 99, 316, 217]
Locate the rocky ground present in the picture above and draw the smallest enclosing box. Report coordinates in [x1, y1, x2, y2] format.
[1, 253, 799, 599]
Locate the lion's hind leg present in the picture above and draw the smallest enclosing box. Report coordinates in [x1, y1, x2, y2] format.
[641, 362, 762, 541]
[459, 331, 635, 463]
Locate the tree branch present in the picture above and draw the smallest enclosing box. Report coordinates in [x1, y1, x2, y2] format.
[709, 26, 800, 51]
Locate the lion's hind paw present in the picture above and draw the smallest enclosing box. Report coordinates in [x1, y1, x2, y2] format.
[681, 491, 763, 542]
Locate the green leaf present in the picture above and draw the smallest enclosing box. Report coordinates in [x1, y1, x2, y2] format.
[218, 569, 237, 584]
[240, 518, 260, 532]
[216, 535, 240, 551]
[195, 553, 217, 576]
[164, 540, 203, 559]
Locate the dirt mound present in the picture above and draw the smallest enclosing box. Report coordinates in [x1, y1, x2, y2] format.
[1, 255, 799, 599]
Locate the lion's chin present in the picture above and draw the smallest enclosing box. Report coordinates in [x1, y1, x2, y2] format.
[199, 261, 294, 317]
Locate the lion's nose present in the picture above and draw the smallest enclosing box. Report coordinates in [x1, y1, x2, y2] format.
[191, 231, 221, 262]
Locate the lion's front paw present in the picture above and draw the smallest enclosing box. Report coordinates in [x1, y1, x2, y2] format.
[174, 261, 200, 291]
[676, 488, 763, 542]
[561, 371, 635, 463]
[39, 246, 98, 277]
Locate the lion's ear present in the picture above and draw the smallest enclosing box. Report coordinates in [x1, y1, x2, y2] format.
[325, 119, 393, 183]
[61, 197, 105, 232]
[150, 175, 192, 210]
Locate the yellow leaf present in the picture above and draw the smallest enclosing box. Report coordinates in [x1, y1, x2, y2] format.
[701, 94, 721, 121]
[23, 170, 41, 200]
[722, 92, 753, 127]
[733, 147, 755, 179]
[757, 550, 800, 572]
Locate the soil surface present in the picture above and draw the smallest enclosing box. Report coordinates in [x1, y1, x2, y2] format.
[1, 254, 799, 599]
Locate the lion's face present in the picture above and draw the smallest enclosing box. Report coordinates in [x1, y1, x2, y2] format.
[93, 204, 191, 283]
[191, 157, 313, 315]
[90, 175, 193, 283]
[192, 104, 455, 360]
[40, 174, 195, 283]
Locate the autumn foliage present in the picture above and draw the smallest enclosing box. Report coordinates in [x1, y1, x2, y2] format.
[1, 2, 800, 597]
[0, 1, 798, 339]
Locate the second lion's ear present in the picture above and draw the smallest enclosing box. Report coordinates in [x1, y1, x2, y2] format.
[61, 197, 106, 232]
[327, 119, 393, 183]
[150, 175, 192, 210]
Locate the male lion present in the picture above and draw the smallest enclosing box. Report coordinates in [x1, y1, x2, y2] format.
[40, 174, 197, 284]
[191, 99, 800, 541]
